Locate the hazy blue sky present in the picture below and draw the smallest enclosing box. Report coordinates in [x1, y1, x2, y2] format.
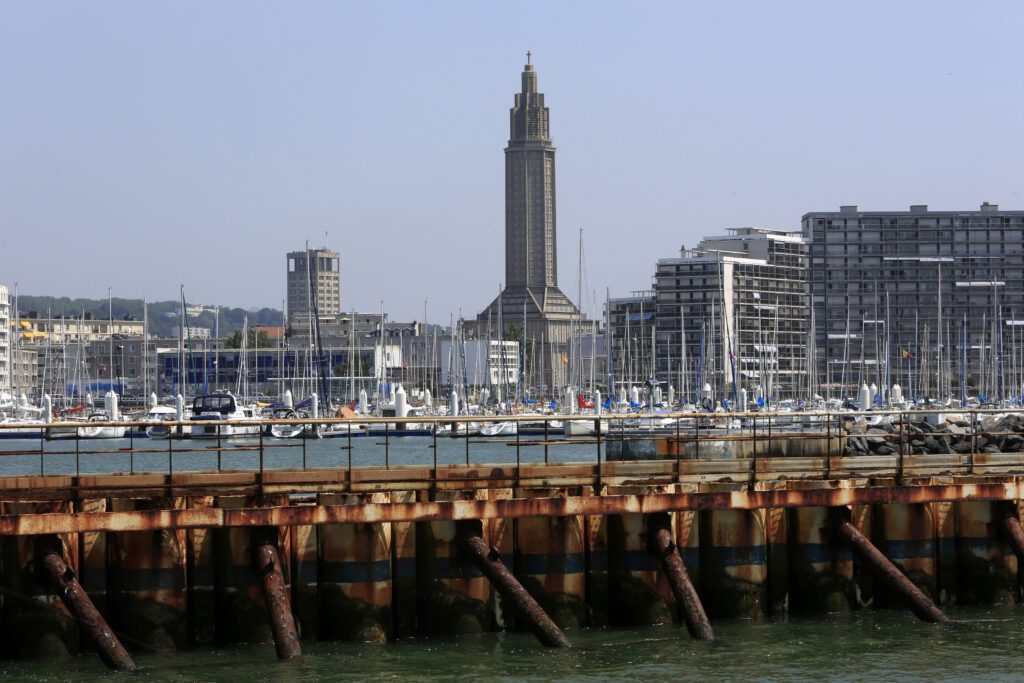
[3, 1, 1022, 320]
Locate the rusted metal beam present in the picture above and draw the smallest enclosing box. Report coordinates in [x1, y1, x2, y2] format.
[35, 539, 137, 671]
[0, 481, 1019, 535]
[999, 507, 1024, 563]
[835, 519, 948, 623]
[456, 522, 571, 648]
[253, 532, 302, 660]
[649, 522, 714, 640]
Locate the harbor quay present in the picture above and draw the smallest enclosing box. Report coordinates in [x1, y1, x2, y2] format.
[0, 410, 1023, 669]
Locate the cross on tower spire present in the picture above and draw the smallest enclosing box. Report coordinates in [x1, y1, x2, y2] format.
[526, 51, 531, 65]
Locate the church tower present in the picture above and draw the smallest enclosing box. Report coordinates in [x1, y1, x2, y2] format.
[477, 56, 586, 389]
[506, 54, 557, 290]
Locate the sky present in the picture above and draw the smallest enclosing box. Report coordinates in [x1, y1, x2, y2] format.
[3, 1, 1023, 321]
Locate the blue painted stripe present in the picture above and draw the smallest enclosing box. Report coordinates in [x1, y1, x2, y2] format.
[431, 556, 483, 580]
[619, 550, 659, 572]
[320, 560, 391, 584]
[395, 557, 416, 579]
[880, 539, 935, 560]
[588, 551, 609, 573]
[794, 543, 852, 565]
[938, 538, 957, 556]
[517, 552, 585, 576]
[297, 562, 318, 584]
[81, 574, 108, 591]
[703, 545, 767, 567]
[957, 537, 1012, 554]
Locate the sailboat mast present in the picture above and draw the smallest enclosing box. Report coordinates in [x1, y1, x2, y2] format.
[108, 288, 114, 392]
[936, 263, 943, 399]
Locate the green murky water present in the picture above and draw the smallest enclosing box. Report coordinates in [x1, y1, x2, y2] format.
[3, 607, 1023, 681]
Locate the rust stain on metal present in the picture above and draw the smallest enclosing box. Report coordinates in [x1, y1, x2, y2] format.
[254, 535, 302, 660]
[1000, 508, 1024, 563]
[650, 523, 713, 640]
[37, 541, 137, 671]
[836, 519, 948, 623]
[0, 481, 1017, 535]
[457, 523, 571, 648]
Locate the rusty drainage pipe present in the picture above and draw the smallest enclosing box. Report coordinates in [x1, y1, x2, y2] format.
[457, 524, 571, 648]
[650, 525, 714, 640]
[836, 519, 948, 623]
[254, 535, 302, 660]
[1000, 510, 1024, 562]
[36, 541, 136, 671]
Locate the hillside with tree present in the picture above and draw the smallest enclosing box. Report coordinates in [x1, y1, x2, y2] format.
[13, 295, 282, 339]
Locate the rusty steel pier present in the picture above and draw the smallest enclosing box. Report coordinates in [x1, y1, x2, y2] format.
[1, 409, 1024, 666]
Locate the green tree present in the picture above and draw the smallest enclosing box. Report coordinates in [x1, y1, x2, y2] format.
[225, 329, 270, 349]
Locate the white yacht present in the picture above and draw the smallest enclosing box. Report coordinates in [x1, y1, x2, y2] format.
[189, 393, 260, 438]
[144, 405, 185, 439]
[77, 413, 128, 439]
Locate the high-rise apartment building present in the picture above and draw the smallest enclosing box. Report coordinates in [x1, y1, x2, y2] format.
[606, 291, 657, 392]
[644, 228, 809, 402]
[803, 203, 1024, 399]
[286, 248, 341, 325]
[477, 56, 587, 389]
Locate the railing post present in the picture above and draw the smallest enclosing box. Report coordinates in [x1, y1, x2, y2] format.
[302, 421, 308, 468]
[348, 422, 353, 475]
[695, 409, 701, 461]
[385, 424, 390, 469]
[596, 417, 602, 466]
[674, 413, 681, 481]
[751, 415, 757, 490]
[168, 423, 174, 476]
[824, 411, 831, 479]
[970, 410, 977, 475]
[217, 423, 223, 471]
[544, 419, 549, 465]
[898, 409, 905, 459]
[259, 422, 265, 474]
[516, 420, 521, 471]
[897, 412, 906, 484]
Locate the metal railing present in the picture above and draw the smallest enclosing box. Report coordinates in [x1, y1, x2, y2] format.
[1, 408, 1023, 495]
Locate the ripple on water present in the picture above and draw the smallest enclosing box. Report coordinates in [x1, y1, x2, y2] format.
[2, 607, 1023, 682]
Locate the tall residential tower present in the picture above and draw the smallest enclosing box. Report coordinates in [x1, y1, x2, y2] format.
[286, 248, 341, 326]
